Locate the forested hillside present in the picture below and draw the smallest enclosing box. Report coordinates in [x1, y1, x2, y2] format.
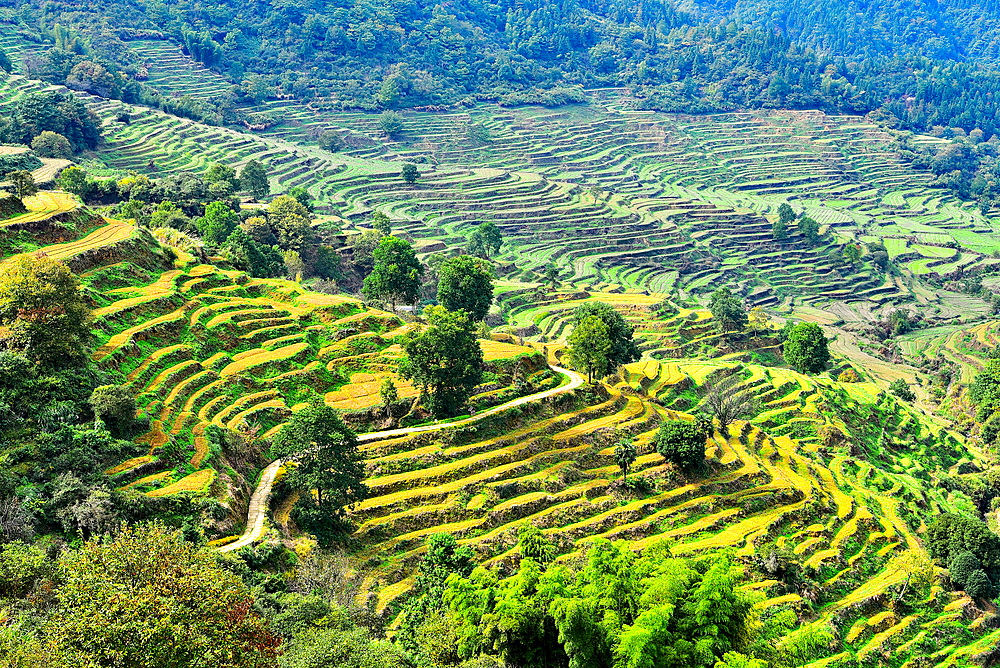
[5, 0, 1000, 134]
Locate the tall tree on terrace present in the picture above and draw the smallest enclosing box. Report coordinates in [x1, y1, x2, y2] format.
[273, 399, 367, 544]
[240, 159, 270, 200]
[571, 301, 640, 372]
[400, 305, 483, 418]
[363, 236, 424, 312]
[710, 286, 748, 335]
[436, 254, 495, 322]
[567, 314, 611, 383]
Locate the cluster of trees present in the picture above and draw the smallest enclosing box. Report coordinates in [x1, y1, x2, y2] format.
[1, 518, 838, 668]
[771, 203, 822, 245]
[19, 0, 1000, 138]
[0, 91, 101, 154]
[0, 254, 192, 544]
[393, 527, 824, 668]
[927, 513, 1000, 601]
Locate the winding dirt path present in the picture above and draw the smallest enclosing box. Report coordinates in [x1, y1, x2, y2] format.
[220, 365, 585, 553]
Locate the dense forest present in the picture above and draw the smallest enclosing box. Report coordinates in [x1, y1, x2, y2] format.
[6, 0, 1000, 135]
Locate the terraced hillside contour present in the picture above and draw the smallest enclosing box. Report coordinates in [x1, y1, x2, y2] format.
[335, 357, 994, 665]
[0, 65, 992, 320]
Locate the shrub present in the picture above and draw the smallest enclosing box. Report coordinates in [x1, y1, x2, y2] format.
[89, 385, 137, 437]
[890, 379, 916, 402]
[655, 419, 708, 473]
[964, 568, 996, 600]
[837, 369, 860, 383]
[783, 322, 829, 373]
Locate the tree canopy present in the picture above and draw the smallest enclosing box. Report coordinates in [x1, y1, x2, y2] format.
[710, 287, 748, 335]
[400, 305, 484, 417]
[783, 322, 830, 374]
[0, 253, 92, 366]
[571, 302, 640, 373]
[436, 255, 495, 322]
[566, 314, 611, 383]
[362, 236, 424, 311]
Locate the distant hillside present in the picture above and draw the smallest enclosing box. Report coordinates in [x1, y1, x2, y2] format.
[6, 0, 1000, 135]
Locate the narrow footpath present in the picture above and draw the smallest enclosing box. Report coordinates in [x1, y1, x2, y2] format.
[220, 365, 585, 552]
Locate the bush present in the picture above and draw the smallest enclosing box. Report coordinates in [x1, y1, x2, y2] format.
[655, 419, 708, 473]
[890, 378, 916, 402]
[964, 568, 996, 600]
[89, 385, 137, 437]
[31, 131, 72, 158]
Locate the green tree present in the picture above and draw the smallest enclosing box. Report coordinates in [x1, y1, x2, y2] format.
[614, 434, 637, 480]
[31, 131, 72, 159]
[783, 322, 830, 373]
[0, 253, 91, 366]
[379, 377, 399, 407]
[778, 203, 795, 227]
[400, 305, 484, 418]
[518, 523, 556, 564]
[287, 186, 314, 212]
[436, 255, 495, 322]
[371, 210, 392, 236]
[47, 522, 280, 667]
[196, 201, 239, 246]
[240, 159, 270, 200]
[467, 229, 486, 258]
[273, 400, 367, 544]
[567, 315, 611, 383]
[363, 236, 424, 311]
[224, 227, 284, 278]
[401, 163, 419, 185]
[479, 220, 503, 258]
[205, 162, 240, 197]
[378, 111, 404, 137]
[797, 215, 821, 243]
[397, 533, 476, 661]
[710, 286, 748, 335]
[772, 218, 787, 241]
[545, 265, 561, 291]
[572, 302, 640, 371]
[56, 165, 90, 198]
[89, 385, 136, 438]
[843, 243, 862, 265]
[10, 170, 37, 201]
[351, 230, 382, 274]
[267, 195, 317, 257]
[655, 419, 708, 473]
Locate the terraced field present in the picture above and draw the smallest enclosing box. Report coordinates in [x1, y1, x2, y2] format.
[0, 56, 993, 319]
[344, 357, 995, 665]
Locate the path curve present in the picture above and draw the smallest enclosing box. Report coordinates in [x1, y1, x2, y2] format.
[220, 365, 585, 553]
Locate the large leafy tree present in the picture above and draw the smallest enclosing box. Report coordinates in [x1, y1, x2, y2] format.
[240, 159, 270, 200]
[46, 522, 280, 667]
[436, 254, 495, 322]
[0, 253, 91, 366]
[267, 195, 316, 256]
[567, 314, 611, 383]
[363, 236, 424, 311]
[710, 287, 748, 335]
[196, 201, 239, 245]
[783, 322, 830, 373]
[400, 305, 483, 417]
[571, 302, 640, 372]
[273, 400, 367, 544]
[479, 221, 503, 258]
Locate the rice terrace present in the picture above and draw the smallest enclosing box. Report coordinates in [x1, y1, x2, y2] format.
[5, 4, 1000, 667]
